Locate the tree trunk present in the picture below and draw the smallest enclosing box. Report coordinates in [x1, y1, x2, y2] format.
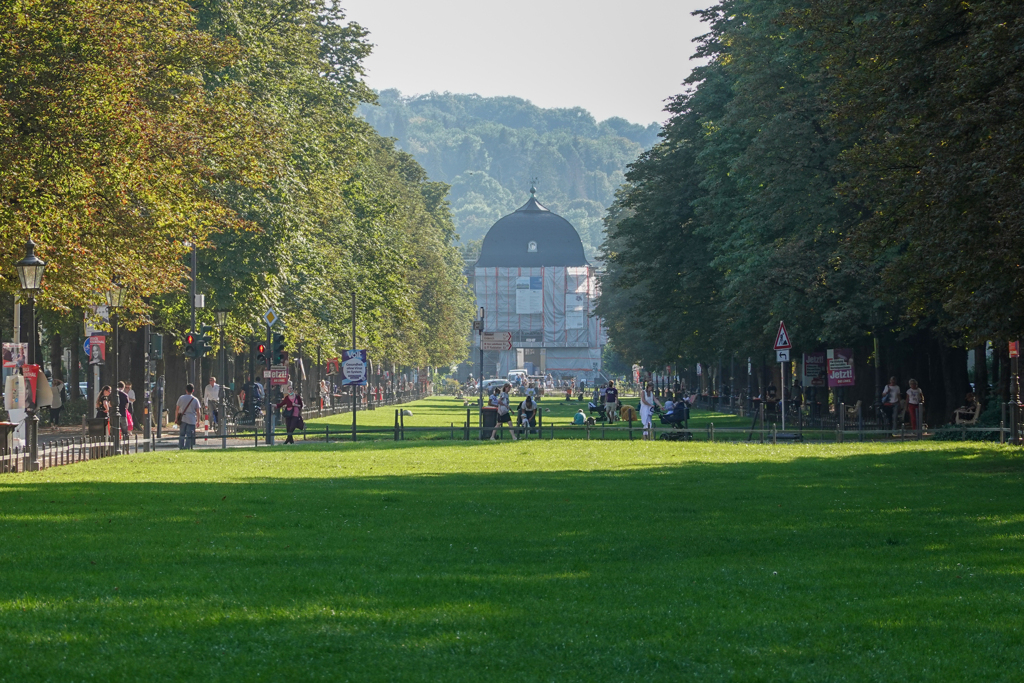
[50, 331, 63, 381]
[973, 344, 988, 410]
[69, 319, 81, 399]
[938, 345, 968, 427]
[129, 327, 147, 426]
[998, 345, 1011, 402]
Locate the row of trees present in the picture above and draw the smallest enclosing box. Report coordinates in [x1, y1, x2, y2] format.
[360, 90, 662, 257]
[0, 1, 474, 384]
[598, 0, 1023, 423]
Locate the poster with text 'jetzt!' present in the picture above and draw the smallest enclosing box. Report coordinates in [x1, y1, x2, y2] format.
[516, 276, 543, 315]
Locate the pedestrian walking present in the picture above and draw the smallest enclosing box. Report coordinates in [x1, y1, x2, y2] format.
[491, 383, 516, 441]
[49, 375, 64, 428]
[640, 381, 661, 440]
[605, 380, 619, 423]
[174, 384, 201, 449]
[276, 389, 304, 444]
[204, 376, 221, 429]
[95, 385, 111, 432]
[881, 376, 900, 429]
[116, 381, 131, 439]
[124, 381, 136, 419]
[907, 379, 924, 430]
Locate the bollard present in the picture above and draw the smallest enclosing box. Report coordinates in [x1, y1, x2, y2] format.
[710, 422, 715, 442]
[1000, 420, 1006, 444]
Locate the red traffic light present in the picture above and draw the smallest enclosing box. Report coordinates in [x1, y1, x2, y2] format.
[256, 343, 267, 354]
[185, 334, 196, 345]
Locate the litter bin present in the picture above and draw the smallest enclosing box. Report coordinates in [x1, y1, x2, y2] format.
[86, 417, 111, 458]
[0, 422, 16, 471]
[480, 406, 498, 439]
[86, 417, 108, 438]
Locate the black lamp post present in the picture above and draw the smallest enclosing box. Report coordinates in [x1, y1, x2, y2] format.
[15, 239, 46, 470]
[214, 309, 228, 447]
[106, 281, 126, 454]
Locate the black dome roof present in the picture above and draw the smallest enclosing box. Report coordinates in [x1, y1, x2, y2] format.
[475, 193, 589, 268]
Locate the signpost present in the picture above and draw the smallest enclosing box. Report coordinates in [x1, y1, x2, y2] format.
[774, 321, 792, 430]
[480, 331, 512, 351]
[263, 308, 279, 328]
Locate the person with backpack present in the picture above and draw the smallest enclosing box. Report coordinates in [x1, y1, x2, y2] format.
[174, 383, 201, 449]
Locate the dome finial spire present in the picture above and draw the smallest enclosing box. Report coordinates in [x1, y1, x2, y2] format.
[529, 177, 537, 198]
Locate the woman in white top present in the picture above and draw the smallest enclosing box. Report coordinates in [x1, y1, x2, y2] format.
[906, 379, 924, 430]
[640, 381, 661, 440]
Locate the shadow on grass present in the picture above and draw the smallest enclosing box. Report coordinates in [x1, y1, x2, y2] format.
[0, 445, 1022, 681]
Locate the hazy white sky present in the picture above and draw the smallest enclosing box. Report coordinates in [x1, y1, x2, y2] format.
[343, 0, 712, 126]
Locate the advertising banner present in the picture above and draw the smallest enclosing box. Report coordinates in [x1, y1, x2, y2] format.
[3, 374, 26, 411]
[87, 335, 106, 365]
[803, 351, 827, 387]
[826, 348, 855, 388]
[515, 276, 543, 314]
[85, 305, 109, 336]
[341, 349, 368, 386]
[1010, 341, 1020, 359]
[267, 366, 289, 386]
[22, 364, 41, 409]
[565, 293, 586, 329]
[2, 342, 27, 369]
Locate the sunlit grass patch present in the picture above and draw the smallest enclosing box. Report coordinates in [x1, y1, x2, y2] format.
[1, 440, 1022, 681]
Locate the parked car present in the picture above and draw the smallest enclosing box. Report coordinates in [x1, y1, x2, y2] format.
[481, 379, 507, 394]
[78, 382, 88, 398]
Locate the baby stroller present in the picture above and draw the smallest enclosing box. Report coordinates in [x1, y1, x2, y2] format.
[588, 401, 608, 422]
[657, 404, 692, 441]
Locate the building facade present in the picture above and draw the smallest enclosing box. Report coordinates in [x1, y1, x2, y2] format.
[470, 190, 605, 381]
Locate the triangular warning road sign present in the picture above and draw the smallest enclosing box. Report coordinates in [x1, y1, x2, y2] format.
[774, 321, 792, 350]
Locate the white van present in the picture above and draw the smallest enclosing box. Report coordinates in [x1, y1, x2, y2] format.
[507, 369, 528, 384]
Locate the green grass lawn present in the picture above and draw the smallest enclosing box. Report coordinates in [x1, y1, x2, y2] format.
[2, 440, 1022, 681]
[308, 395, 754, 441]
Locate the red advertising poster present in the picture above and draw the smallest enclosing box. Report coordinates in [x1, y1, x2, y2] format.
[1010, 341, 1020, 359]
[2, 342, 27, 369]
[826, 348, 855, 388]
[88, 335, 106, 365]
[22, 364, 40, 408]
[802, 352, 827, 387]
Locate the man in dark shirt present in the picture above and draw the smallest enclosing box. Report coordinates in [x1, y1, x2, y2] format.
[605, 380, 619, 423]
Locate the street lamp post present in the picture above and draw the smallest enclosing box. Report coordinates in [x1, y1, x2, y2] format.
[15, 240, 46, 471]
[214, 309, 228, 449]
[106, 281, 127, 455]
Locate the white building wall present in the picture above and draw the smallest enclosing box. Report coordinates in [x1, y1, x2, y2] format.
[474, 266, 603, 379]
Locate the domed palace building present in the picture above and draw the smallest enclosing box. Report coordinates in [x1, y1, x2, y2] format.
[471, 188, 606, 381]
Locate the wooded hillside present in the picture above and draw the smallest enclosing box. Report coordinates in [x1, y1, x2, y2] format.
[359, 90, 660, 258]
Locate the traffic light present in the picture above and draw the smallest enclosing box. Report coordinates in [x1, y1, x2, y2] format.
[255, 342, 268, 366]
[198, 325, 214, 357]
[272, 332, 287, 365]
[183, 332, 198, 358]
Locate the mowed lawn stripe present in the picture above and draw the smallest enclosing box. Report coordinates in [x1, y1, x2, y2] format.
[0, 441, 1021, 682]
